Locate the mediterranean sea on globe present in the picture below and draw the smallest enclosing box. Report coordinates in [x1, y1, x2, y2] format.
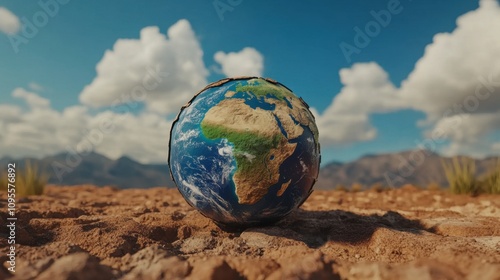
[168, 77, 321, 228]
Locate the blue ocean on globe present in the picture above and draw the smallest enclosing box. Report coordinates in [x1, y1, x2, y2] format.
[168, 77, 321, 228]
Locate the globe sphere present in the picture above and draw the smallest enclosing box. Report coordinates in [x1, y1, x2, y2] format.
[168, 77, 320, 228]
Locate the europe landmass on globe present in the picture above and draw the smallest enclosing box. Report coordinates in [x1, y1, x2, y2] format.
[169, 77, 321, 226]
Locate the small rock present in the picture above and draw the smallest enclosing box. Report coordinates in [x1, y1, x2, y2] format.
[240, 227, 304, 249]
[122, 245, 172, 271]
[133, 206, 148, 214]
[123, 256, 190, 280]
[14, 257, 55, 279]
[188, 258, 241, 280]
[229, 258, 280, 280]
[35, 257, 55, 271]
[145, 200, 155, 208]
[177, 225, 193, 240]
[179, 236, 215, 254]
[171, 211, 186, 221]
[0, 256, 13, 279]
[68, 200, 83, 208]
[158, 201, 170, 207]
[267, 252, 338, 280]
[36, 252, 115, 280]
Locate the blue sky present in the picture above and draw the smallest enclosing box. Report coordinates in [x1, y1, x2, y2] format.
[1, 0, 499, 164]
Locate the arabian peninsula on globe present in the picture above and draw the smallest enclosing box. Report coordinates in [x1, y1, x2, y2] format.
[168, 77, 321, 228]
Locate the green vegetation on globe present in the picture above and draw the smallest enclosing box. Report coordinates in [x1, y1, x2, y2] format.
[168, 77, 321, 228]
[200, 122, 282, 176]
[235, 80, 295, 101]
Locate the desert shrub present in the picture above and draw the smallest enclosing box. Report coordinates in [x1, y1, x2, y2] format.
[335, 184, 348, 192]
[0, 173, 7, 192]
[441, 157, 480, 195]
[369, 183, 386, 192]
[481, 160, 500, 194]
[351, 183, 363, 192]
[0, 161, 47, 196]
[426, 182, 441, 191]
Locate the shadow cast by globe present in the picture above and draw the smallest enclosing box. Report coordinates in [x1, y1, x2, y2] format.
[241, 209, 436, 248]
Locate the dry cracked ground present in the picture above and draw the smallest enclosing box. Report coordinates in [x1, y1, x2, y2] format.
[1, 185, 499, 280]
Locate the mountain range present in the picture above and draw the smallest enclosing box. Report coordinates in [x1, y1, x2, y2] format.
[0, 152, 174, 189]
[1, 150, 498, 189]
[316, 150, 498, 189]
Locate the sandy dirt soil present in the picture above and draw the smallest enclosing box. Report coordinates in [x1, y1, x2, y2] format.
[1, 185, 499, 280]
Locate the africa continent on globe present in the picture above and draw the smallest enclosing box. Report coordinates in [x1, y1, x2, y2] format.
[168, 77, 321, 228]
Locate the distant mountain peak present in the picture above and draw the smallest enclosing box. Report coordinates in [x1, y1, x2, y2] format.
[0, 151, 174, 189]
[317, 150, 498, 189]
[116, 155, 135, 162]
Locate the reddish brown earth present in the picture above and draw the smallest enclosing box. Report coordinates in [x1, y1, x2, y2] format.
[1, 185, 499, 280]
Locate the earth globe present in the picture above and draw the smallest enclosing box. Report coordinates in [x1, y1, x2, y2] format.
[168, 77, 321, 229]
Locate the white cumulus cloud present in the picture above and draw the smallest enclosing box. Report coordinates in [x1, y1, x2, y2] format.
[397, 0, 500, 156]
[0, 7, 20, 35]
[430, 113, 500, 157]
[316, 1, 500, 157]
[1, 89, 172, 163]
[399, 0, 500, 121]
[12, 88, 50, 109]
[1, 89, 89, 158]
[79, 19, 209, 115]
[214, 47, 264, 77]
[86, 111, 172, 163]
[1, 19, 270, 163]
[313, 62, 403, 146]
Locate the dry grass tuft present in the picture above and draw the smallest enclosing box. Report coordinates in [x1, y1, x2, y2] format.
[481, 160, 500, 194]
[442, 157, 479, 195]
[0, 161, 47, 196]
[441, 157, 500, 195]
